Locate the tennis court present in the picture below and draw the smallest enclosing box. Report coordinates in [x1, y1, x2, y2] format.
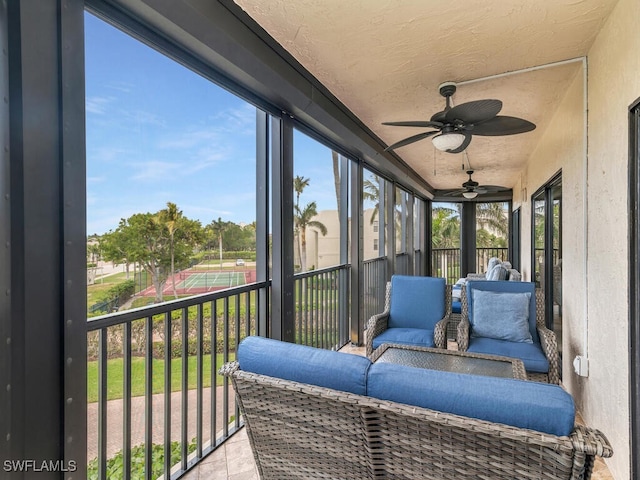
[175, 271, 246, 291]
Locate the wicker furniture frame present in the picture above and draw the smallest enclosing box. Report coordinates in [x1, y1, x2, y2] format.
[457, 285, 561, 383]
[371, 343, 528, 380]
[222, 361, 612, 480]
[364, 281, 452, 358]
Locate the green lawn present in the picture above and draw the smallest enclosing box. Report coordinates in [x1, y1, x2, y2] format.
[87, 353, 235, 403]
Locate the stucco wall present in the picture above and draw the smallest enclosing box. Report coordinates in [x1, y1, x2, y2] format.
[514, 0, 639, 476]
[582, 0, 639, 476]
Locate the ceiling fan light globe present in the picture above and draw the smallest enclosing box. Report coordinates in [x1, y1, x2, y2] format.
[462, 190, 479, 199]
[432, 132, 466, 152]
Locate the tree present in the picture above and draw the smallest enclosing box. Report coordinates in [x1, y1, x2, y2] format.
[476, 202, 508, 238]
[293, 175, 311, 267]
[208, 217, 229, 270]
[363, 174, 380, 224]
[295, 201, 327, 271]
[102, 208, 202, 303]
[431, 206, 460, 248]
[158, 202, 182, 298]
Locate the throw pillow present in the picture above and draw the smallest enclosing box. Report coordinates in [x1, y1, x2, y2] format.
[486, 263, 508, 281]
[487, 257, 501, 271]
[471, 290, 533, 343]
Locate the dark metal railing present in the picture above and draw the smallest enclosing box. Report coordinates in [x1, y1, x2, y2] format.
[86, 281, 266, 480]
[431, 247, 509, 284]
[293, 265, 349, 351]
[432, 248, 462, 285]
[362, 257, 387, 324]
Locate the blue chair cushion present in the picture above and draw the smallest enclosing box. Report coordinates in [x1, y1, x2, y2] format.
[471, 289, 533, 343]
[468, 337, 550, 373]
[388, 275, 446, 329]
[466, 281, 539, 343]
[452, 301, 461, 314]
[371, 328, 436, 350]
[237, 336, 371, 395]
[367, 363, 574, 436]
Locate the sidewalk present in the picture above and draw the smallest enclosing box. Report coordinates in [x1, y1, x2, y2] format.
[87, 385, 235, 462]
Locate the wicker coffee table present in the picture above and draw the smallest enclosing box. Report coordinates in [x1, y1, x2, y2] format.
[372, 343, 527, 380]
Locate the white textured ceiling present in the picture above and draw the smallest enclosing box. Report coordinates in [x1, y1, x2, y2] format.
[234, 0, 618, 193]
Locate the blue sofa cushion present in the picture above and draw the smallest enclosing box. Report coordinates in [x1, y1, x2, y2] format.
[237, 336, 371, 395]
[471, 290, 533, 343]
[468, 337, 550, 373]
[466, 281, 539, 344]
[372, 328, 435, 350]
[367, 363, 574, 436]
[388, 275, 446, 330]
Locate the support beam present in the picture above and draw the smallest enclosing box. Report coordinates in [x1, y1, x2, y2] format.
[270, 115, 295, 342]
[4, 0, 87, 475]
[460, 203, 476, 276]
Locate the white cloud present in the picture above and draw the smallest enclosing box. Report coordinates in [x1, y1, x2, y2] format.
[86, 96, 113, 115]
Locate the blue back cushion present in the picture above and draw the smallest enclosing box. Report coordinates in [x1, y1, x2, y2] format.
[237, 336, 371, 395]
[367, 363, 575, 436]
[466, 280, 539, 343]
[389, 275, 446, 329]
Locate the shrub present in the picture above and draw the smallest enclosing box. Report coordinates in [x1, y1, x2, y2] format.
[87, 439, 197, 480]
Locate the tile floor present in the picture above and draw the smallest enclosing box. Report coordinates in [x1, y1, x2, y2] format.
[183, 343, 615, 480]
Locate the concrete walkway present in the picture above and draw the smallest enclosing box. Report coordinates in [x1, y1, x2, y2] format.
[87, 385, 236, 462]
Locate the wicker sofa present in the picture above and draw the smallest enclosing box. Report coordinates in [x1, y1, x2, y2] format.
[223, 336, 612, 480]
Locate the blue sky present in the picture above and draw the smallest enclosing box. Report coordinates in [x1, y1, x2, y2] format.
[85, 13, 339, 235]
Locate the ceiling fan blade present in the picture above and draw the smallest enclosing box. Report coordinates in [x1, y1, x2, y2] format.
[446, 134, 472, 154]
[440, 189, 466, 197]
[445, 99, 502, 124]
[384, 130, 438, 151]
[477, 185, 508, 193]
[382, 120, 444, 128]
[471, 116, 536, 136]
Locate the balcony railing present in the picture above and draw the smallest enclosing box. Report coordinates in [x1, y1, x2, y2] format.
[293, 265, 350, 351]
[432, 247, 509, 284]
[362, 257, 388, 323]
[86, 282, 266, 480]
[86, 263, 355, 479]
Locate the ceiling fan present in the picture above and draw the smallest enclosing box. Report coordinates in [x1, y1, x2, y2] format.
[382, 82, 536, 153]
[440, 170, 509, 199]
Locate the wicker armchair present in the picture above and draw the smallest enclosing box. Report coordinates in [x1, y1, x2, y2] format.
[457, 280, 560, 383]
[364, 275, 451, 358]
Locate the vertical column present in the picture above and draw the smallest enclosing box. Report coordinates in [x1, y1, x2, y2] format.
[0, 0, 10, 468]
[425, 200, 433, 276]
[270, 115, 295, 342]
[338, 155, 349, 345]
[61, 1, 87, 476]
[5, 0, 87, 476]
[349, 160, 363, 344]
[460, 202, 476, 277]
[405, 193, 414, 275]
[255, 110, 269, 337]
[384, 180, 395, 278]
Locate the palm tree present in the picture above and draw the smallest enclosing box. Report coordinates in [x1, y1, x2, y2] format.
[431, 206, 460, 248]
[293, 175, 310, 210]
[159, 202, 182, 298]
[363, 174, 380, 224]
[209, 217, 228, 270]
[295, 201, 327, 271]
[293, 175, 310, 267]
[476, 202, 508, 238]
